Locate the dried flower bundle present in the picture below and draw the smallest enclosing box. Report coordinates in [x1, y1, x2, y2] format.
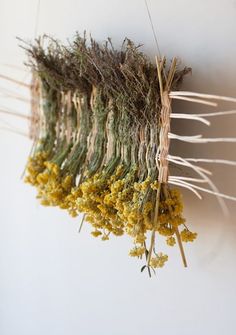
[15, 34, 235, 275]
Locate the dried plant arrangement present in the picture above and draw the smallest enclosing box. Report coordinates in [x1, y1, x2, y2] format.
[1, 33, 236, 276]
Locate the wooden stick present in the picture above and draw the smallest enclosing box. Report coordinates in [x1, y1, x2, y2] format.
[147, 186, 161, 265]
[165, 57, 177, 90]
[175, 226, 188, 267]
[170, 91, 236, 103]
[170, 95, 217, 107]
[155, 56, 163, 100]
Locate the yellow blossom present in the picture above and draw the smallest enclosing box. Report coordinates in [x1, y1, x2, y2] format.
[91, 230, 102, 237]
[180, 229, 197, 242]
[129, 246, 145, 257]
[166, 236, 176, 246]
[150, 253, 168, 268]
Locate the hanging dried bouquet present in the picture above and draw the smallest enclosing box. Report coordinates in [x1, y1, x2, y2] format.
[13, 34, 235, 275]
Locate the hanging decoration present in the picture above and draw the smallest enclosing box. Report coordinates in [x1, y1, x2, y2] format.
[4, 33, 230, 276]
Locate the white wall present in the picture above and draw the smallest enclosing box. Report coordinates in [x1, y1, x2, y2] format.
[0, 1, 236, 335]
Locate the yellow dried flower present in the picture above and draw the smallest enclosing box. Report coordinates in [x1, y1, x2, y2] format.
[150, 253, 168, 268]
[134, 234, 146, 244]
[143, 201, 153, 215]
[91, 230, 102, 237]
[62, 175, 73, 191]
[158, 225, 174, 236]
[150, 180, 159, 190]
[180, 229, 197, 242]
[166, 236, 176, 246]
[101, 234, 109, 241]
[36, 173, 49, 185]
[129, 246, 145, 257]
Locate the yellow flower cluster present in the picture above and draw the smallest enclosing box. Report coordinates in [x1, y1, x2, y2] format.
[25, 153, 197, 271]
[25, 152, 79, 214]
[166, 236, 176, 246]
[76, 171, 155, 245]
[24, 151, 48, 186]
[36, 161, 74, 208]
[76, 166, 126, 240]
[76, 171, 197, 270]
[150, 253, 168, 268]
[180, 228, 197, 242]
[129, 246, 146, 257]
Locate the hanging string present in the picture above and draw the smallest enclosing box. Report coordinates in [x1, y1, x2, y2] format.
[144, 0, 162, 59]
[34, 0, 41, 38]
